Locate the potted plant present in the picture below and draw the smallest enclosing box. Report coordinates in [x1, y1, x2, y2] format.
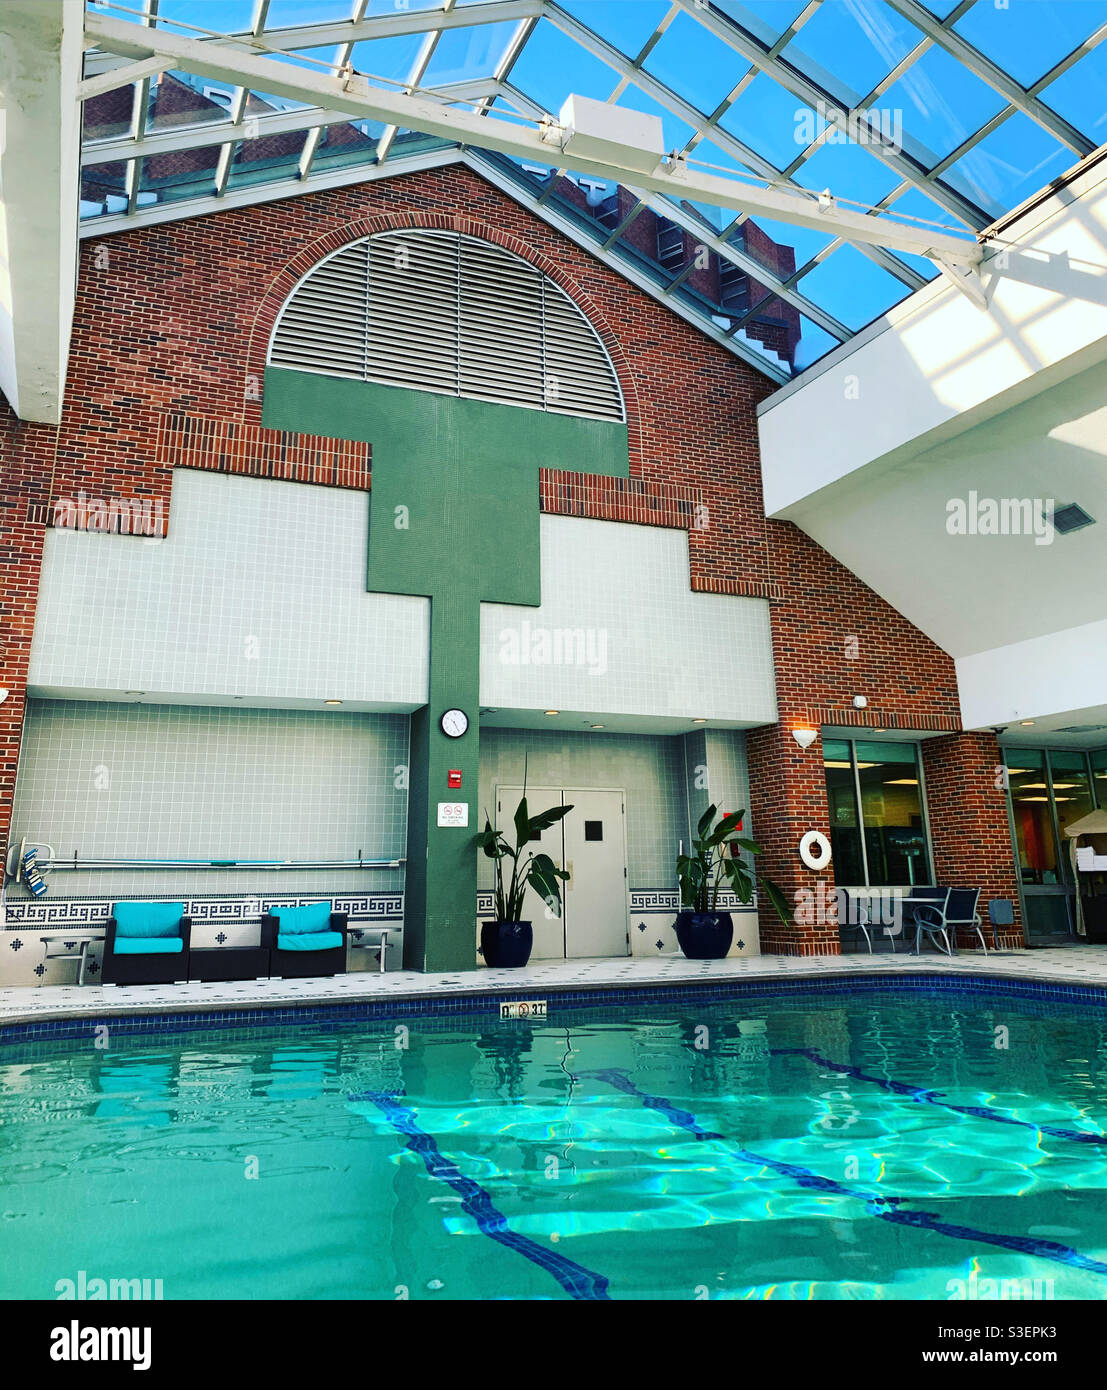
[475, 792, 573, 968]
[675, 804, 791, 959]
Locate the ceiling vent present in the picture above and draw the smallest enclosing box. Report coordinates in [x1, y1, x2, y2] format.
[1051, 502, 1096, 534]
[269, 230, 625, 423]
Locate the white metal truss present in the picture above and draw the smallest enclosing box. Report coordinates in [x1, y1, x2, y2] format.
[82, 9, 983, 261]
[3, 0, 1105, 425]
[540, 3, 928, 294]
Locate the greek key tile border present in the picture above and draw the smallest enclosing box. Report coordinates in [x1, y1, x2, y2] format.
[3, 894, 404, 933]
[628, 890, 758, 914]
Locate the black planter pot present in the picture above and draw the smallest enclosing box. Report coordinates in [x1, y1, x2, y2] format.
[481, 920, 534, 968]
[675, 910, 734, 960]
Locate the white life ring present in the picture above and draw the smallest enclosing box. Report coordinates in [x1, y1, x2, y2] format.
[799, 831, 832, 871]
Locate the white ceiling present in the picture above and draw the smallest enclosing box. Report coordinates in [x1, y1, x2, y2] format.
[783, 355, 1107, 660]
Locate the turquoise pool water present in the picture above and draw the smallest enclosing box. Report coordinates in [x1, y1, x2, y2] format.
[3, 987, 1107, 1301]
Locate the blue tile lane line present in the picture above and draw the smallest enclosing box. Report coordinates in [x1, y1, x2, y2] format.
[350, 1090, 611, 1301]
[587, 1067, 1107, 1281]
[773, 1045, 1107, 1149]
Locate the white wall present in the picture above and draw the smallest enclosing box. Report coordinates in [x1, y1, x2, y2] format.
[957, 617, 1107, 732]
[480, 515, 778, 724]
[30, 469, 430, 708]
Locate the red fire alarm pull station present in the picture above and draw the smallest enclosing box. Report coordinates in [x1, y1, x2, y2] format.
[447, 769, 462, 789]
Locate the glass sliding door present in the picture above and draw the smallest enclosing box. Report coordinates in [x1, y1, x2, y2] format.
[1007, 750, 1061, 887]
[1003, 747, 1091, 941]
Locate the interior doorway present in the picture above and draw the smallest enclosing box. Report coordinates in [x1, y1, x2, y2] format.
[495, 786, 628, 959]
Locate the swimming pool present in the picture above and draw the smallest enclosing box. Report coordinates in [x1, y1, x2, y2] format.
[3, 981, 1107, 1301]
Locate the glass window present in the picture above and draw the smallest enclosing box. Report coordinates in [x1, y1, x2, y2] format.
[822, 738, 932, 887]
[856, 741, 930, 888]
[1049, 749, 1095, 881]
[1006, 749, 1061, 886]
[823, 739, 865, 887]
[1094, 750, 1107, 810]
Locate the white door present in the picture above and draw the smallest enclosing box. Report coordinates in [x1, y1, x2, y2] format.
[494, 786, 629, 960]
[496, 786, 567, 960]
[562, 789, 628, 959]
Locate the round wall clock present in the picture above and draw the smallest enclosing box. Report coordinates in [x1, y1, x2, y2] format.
[440, 708, 469, 738]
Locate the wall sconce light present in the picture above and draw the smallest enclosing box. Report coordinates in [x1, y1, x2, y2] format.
[0, 690, 8, 704]
[852, 695, 868, 709]
[792, 728, 818, 751]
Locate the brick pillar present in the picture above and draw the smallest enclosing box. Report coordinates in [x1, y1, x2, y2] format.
[747, 721, 840, 957]
[921, 731, 1024, 948]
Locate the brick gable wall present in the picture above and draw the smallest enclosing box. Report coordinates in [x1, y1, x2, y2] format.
[0, 163, 1021, 950]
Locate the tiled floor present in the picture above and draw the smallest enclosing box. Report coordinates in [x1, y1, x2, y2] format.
[3, 946, 1107, 1026]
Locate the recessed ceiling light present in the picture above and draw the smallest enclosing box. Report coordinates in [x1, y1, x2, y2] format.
[1020, 720, 1035, 727]
[325, 699, 342, 706]
[544, 709, 559, 716]
[591, 723, 605, 729]
[124, 690, 146, 695]
[692, 718, 707, 724]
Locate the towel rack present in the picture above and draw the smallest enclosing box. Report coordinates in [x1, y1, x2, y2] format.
[35, 854, 405, 872]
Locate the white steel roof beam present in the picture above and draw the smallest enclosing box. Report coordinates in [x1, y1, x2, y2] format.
[82, 9, 983, 261]
[623, 185, 852, 340]
[81, 80, 500, 164]
[81, 0, 545, 76]
[299, 0, 366, 181]
[0, 0, 83, 423]
[541, 4, 933, 289]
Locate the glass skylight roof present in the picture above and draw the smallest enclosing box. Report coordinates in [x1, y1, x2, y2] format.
[78, 0, 1107, 382]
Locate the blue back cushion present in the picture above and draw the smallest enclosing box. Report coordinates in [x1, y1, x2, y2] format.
[271, 902, 332, 935]
[113, 901, 184, 938]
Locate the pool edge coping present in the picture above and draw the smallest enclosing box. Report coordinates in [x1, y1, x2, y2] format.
[5, 959, 1107, 1041]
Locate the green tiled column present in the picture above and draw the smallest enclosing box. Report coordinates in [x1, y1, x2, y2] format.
[263, 369, 629, 971]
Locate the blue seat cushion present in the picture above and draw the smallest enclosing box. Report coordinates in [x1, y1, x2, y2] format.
[113, 901, 184, 938]
[112, 936, 184, 955]
[277, 931, 344, 953]
[271, 902, 332, 935]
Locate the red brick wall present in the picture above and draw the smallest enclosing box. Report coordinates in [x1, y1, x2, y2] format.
[0, 163, 1020, 952]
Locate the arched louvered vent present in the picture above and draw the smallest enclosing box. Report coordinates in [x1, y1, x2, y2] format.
[269, 230, 624, 422]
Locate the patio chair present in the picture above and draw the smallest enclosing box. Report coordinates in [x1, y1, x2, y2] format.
[102, 901, 191, 986]
[838, 893, 897, 954]
[261, 902, 348, 978]
[912, 887, 986, 955]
